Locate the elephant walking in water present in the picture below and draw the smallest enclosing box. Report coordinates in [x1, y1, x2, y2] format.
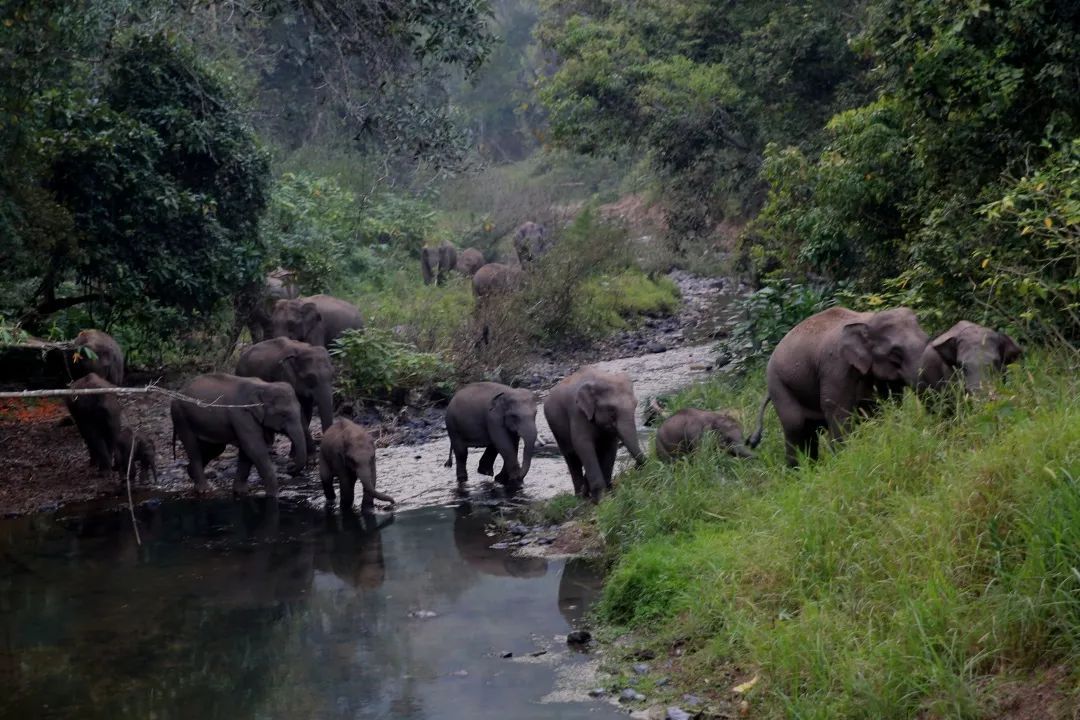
[444, 382, 539, 488]
[319, 419, 395, 511]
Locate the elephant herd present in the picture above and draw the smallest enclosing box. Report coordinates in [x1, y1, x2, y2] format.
[420, 221, 552, 301]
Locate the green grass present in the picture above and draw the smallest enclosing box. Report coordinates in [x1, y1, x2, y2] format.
[573, 269, 680, 336]
[597, 350, 1080, 718]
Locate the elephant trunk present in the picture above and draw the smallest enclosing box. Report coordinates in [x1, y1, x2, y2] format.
[316, 385, 335, 433]
[730, 443, 755, 459]
[519, 422, 537, 480]
[617, 416, 646, 466]
[285, 416, 308, 470]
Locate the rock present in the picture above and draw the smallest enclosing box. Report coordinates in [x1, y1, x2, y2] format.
[490, 542, 510, 550]
[634, 649, 657, 660]
[508, 522, 528, 536]
[566, 630, 592, 645]
[408, 610, 438, 619]
[682, 694, 702, 707]
[588, 688, 607, 698]
[630, 708, 665, 720]
[500, 651, 513, 659]
[666, 708, 692, 720]
[656, 677, 670, 687]
[530, 650, 548, 657]
[646, 342, 668, 354]
[620, 689, 646, 703]
[449, 669, 469, 677]
[537, 537, 554, 545]
[633, 662, 650, 675]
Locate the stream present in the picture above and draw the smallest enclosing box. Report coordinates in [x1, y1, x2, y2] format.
[0, 499, 622, 719]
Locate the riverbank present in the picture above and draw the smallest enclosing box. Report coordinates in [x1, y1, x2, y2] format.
[573, 349, 1080, 718]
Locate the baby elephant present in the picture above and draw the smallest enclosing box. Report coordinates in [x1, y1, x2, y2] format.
[115, 427, 158, 485]
[655, 408, 754, 462]
[320, 419, 396, 512]
[444, 382, 539, 487]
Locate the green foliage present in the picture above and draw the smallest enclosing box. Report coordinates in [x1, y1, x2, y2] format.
[573, 269, 679, 336]
[330, 328, 453, 402]
[718, 280, 833, 370]
[357, 272, 475, 353]
[359, 194, 439, 257]
[598, 352, 1080, 716]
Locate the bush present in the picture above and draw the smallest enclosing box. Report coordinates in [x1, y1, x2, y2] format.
[330, 328, 453, 404]
[573, 269, 680, 336]
[717, 279, 833, 371]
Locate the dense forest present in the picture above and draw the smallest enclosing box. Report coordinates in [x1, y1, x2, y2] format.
[1, 0, 1079, 717]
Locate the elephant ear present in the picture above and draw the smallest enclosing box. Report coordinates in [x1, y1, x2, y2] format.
[997, 332, 1022, 365]
[840, 322, 874, 375]
[301, 302, 321, 335]
[575, 382, 599, 421]
[489, 391, 507, 415]
[929, 327, 965, 367]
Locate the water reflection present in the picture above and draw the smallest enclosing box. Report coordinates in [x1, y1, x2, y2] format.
[0, 499, 619, 720]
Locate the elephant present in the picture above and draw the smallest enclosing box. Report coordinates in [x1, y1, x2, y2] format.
[235, 337, 335, 454]
[748, 306, 930, 466]
[170, 373, 308, 496]
[655, 408, 754, 461]
[421, 241, 458, 286]
[319, 418, 395, 511]
[71, 329, 124, 385]
[444, 382, 539, 487]
[544, 367, 646, 502]
[917, 321, 1022, 394]
[471, 263, 523, 299]
[513, 221, 552, 268]
[456, 247, 486, 276]
[243, 271, 300, 343]
[270, 294, 363, 348]
[65, 372, 123, 472]
[115, 427, 158, 485]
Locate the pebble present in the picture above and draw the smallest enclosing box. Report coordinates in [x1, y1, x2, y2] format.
[620, 689, 646, 703]
[666, 708, 692, 720]
[449, 669, 469, 677]
[536, 537, 555, 545]
[656, 677, 670, 687]
[682, 694, 702, 707]
[588, 688, 607, 698]
[490, 542, 510, 550]
[530, 650, 548, 657]
[500, 651, 513, 659]
[647, 342, 668, 353]
[566, 630, 592, 645]
[633, 662, 650, 675]
[508, 523, 528, 536]
[408, 610, 438, 619]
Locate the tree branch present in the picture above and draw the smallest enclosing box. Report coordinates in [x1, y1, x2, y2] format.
[0, 384, 259, 408]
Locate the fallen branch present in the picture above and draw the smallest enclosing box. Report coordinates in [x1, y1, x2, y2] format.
[0, 384, 258, 408]
[123, 433, 142, 547]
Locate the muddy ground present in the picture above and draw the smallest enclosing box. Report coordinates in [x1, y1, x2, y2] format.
[0, 271, 742, 516]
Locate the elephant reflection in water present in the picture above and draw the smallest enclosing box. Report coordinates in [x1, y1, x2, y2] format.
[452, 503, 548, 578]
[558, 556, 604, 629]
[316, 510, 394, 590]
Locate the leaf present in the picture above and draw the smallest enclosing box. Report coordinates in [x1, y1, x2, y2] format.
[1044, 217, 1053, 228]
[732, 675, 759, 694]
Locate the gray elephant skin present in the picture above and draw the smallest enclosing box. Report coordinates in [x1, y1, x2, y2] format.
[655, 408, 754, 461]
[512, 221, 552, 268]
[421, 241, 458, 285]
[236, 337, 335, 454]
[65, 372, 123, 472]
[72, 329, 124, 385]
[319, 418, 395, 511]
[456, 247, 486, 276]
[245, 272, 300, 343]
[170, 373, 308, 496]
[544, 367, 646, 502]
[749, 306, 929, 465]
[116, 427, 158, 485]
[472, 263, 522, 299]
[271, 294, 363, 348]
[918, 320, 1022, 393]
[444, 382, 539, 487]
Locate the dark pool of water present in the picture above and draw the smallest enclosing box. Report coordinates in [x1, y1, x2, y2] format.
[0, 499, 618, 719]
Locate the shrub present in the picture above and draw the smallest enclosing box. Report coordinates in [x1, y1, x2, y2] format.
[717, 279, 833, 371]
[573, 269, 680, 336]
[330, 328, 453, 404]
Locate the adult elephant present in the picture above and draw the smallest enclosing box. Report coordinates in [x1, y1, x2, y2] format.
[270, 294, 363, 348]
[456, 247, 485, 276]
[444, 382, 539, 487]
[917, 321, 1022, 393]
[748, 306, 929, 465]
[170, 374, 308, 496]
[655, 408, 754, 461]
[319, 418, 395, 511]
[236, 337, 335, 454]
[512, 221, 552, 268]
[471, 263, 522, 299]
[421, 241, 458, 286]
[244, 271, 300, 343]
[72, 329, 124, 385]
[65, 372, 123, 472]
[544, 367, 646, 502]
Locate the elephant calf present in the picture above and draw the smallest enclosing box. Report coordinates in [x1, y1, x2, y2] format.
[65, 372, 123, 472]
[513, 221, 552, 268]
[421, 241, 458, 286]
[320, 419, 395, 511]
[444, 382, 539, 487]
[456, 247, 486, 276]
[655, 408, 754, 461]
[544, 368, 646, 502]
[918, 320, 1022, 394]
[115, 427, 158, 485]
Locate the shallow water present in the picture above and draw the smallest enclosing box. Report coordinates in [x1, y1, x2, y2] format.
[0, 499, 620, 720]
[378, 343, 719, 508]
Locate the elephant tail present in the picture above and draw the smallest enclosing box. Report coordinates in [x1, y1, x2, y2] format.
[171, 427, 177, 461]
[747, 394, 771, 449]
[444, 444, 453, 468]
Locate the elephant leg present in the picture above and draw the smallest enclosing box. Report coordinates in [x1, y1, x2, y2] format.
[477, 445, 498, 477]
[340, 468, 357, 512]
[493, 432, 521, 486]
[236, 431, 278, 497]
[299, 397, 316, 455]
[597, 436, 618, 489]
[175, 422, 210, 492]
[771, 384, 817, 467]
[319, 454, 336, 505]
[234, 451, 254, 496]
[574, 441, 607, 503]
[452, 439, 469, 484]
[553, 435, 587, 496]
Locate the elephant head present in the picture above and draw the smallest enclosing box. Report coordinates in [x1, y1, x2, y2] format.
[840, 307, 929, 388]
[420, 246, 439, 285]
[281, 345, 335, 430]
[271, 299, 323, 346]
[251, 381, 308, 470]
[575, 375, 645, 464]
[513, 221, 552, 267]
[489, 389, 539, 483]
[920, 321, 1022, 393]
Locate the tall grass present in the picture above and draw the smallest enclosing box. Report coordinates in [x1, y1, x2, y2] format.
[597, 350, 1080, 717]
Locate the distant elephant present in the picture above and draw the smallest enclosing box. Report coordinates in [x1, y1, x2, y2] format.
[655, 408, 754, 461]
[544, 367, 646, 502]
[513, 221, 552, 268]
[748, 306, 929, 466]
[421, 241, 458, 285]
[115, 427, 158, 485]
[71, 329, 124, 385]
[65, 372, 123, 472]
[453, 503, 548, 578]
[171, 374, 308, 496]
[236, 337, 335, 454]
[472, 263, 523, 299]
[444, 382, 539, 487]
[319, 418, 395, 511]
[244, 271, 300, 343]
[917, 321, 1022, 394]
[271, 294, 363, 348]
[456, 247, 486, 276]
